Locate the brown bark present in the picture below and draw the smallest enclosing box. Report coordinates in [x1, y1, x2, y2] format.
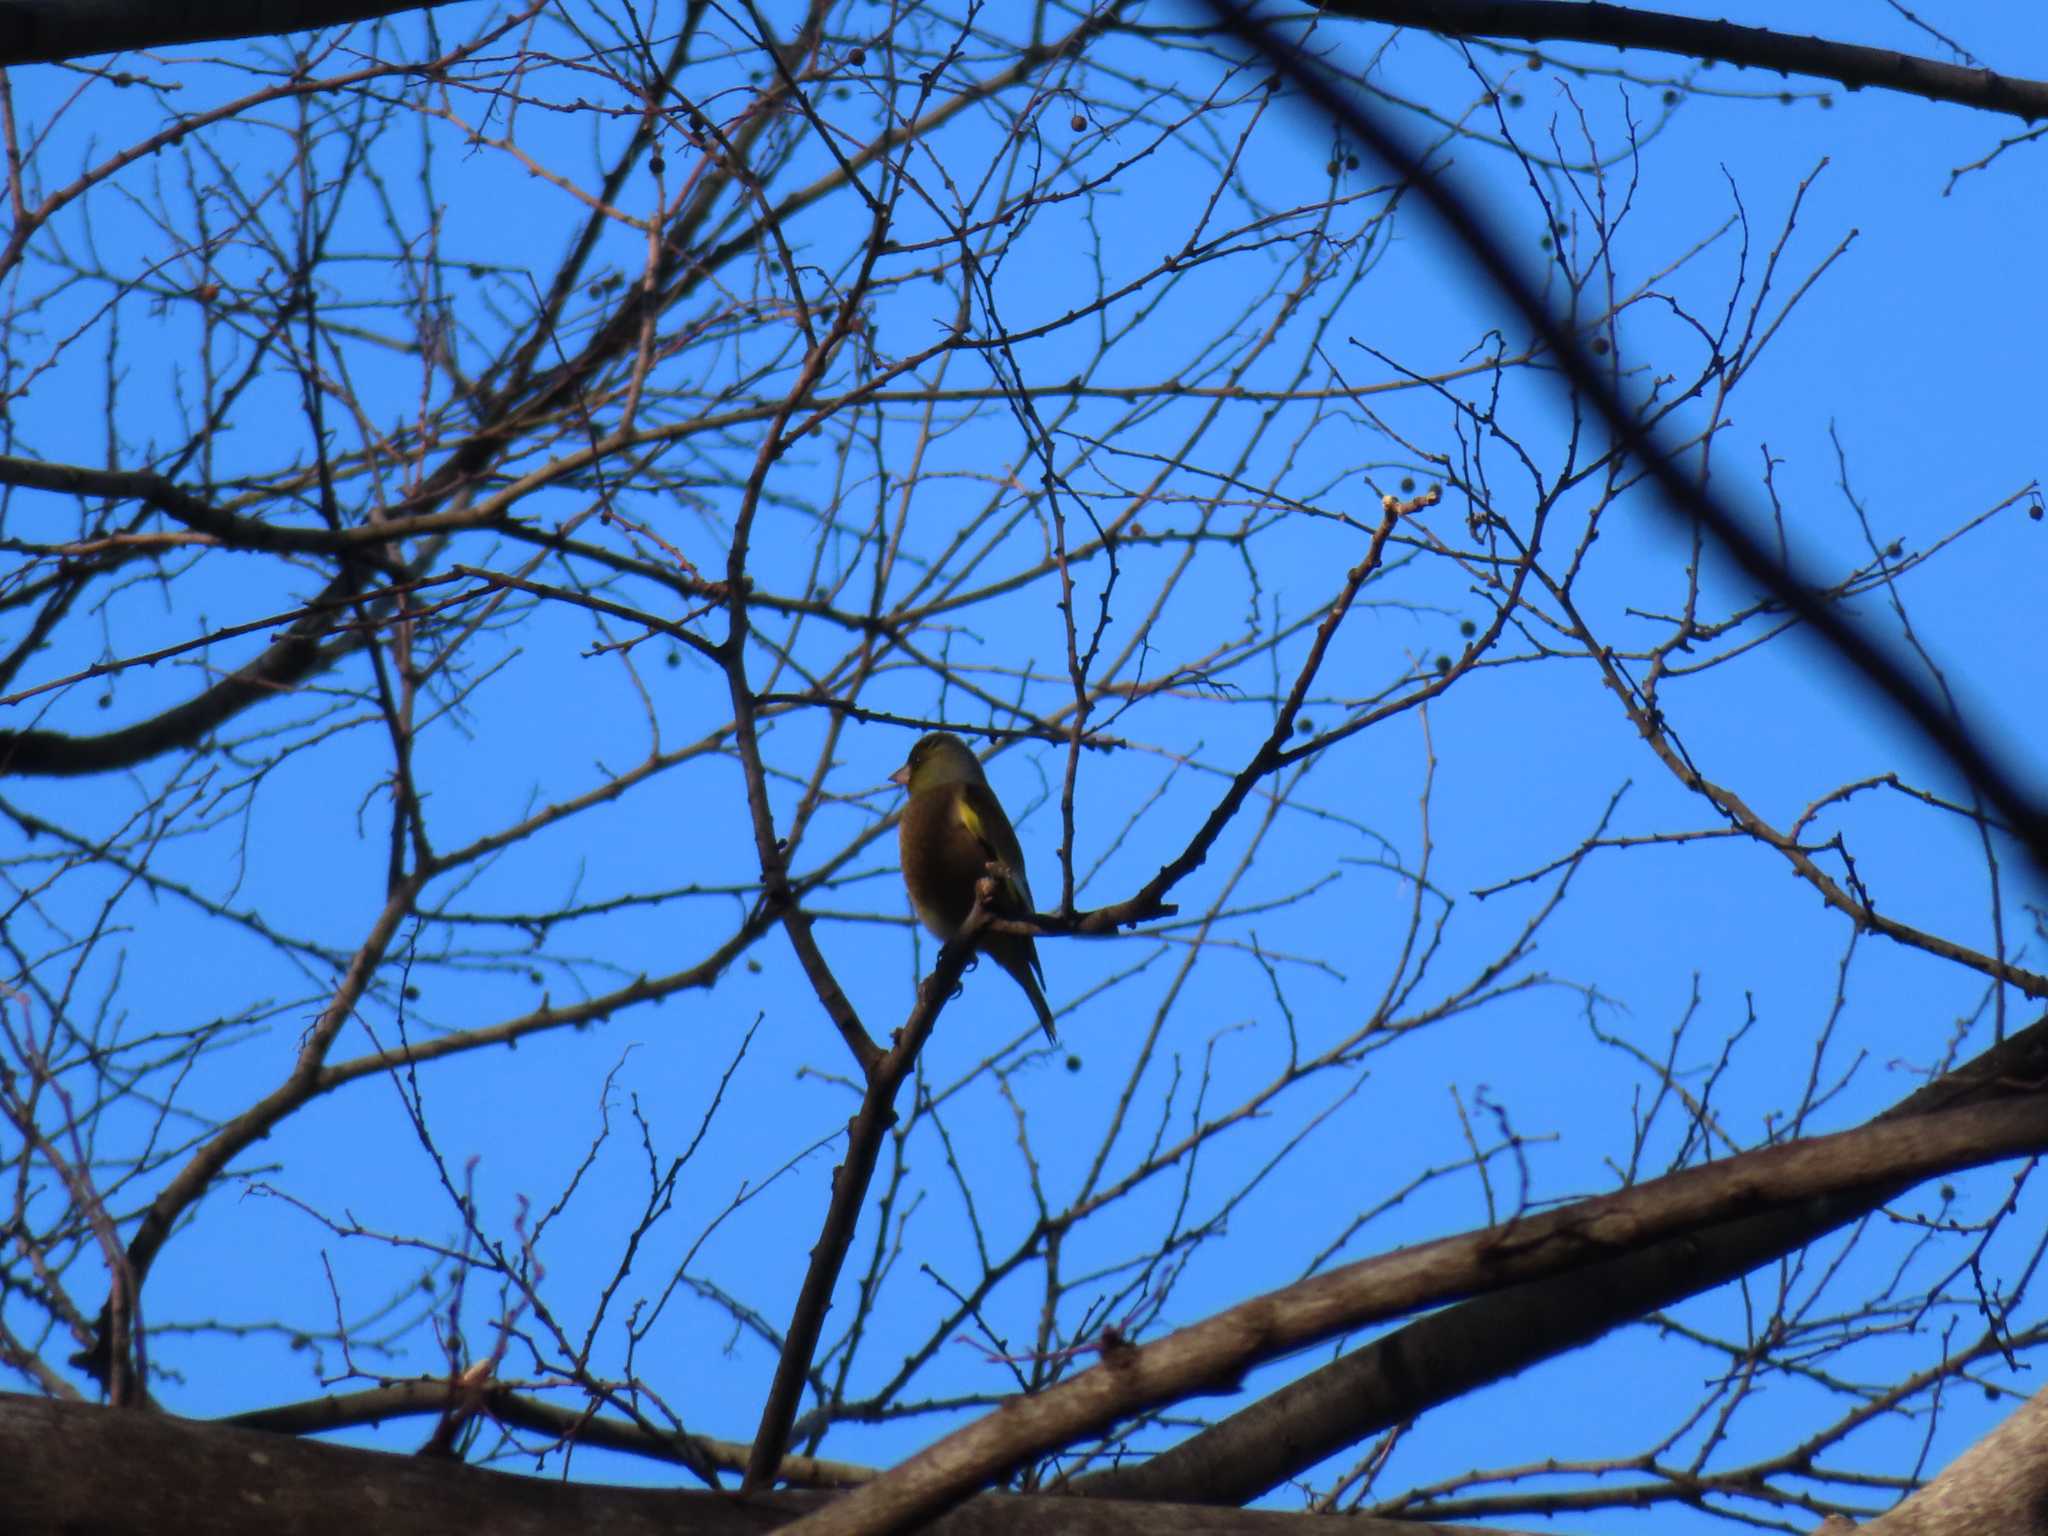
[0, 1392, 1519, 1536]
[0, 0, 436, 65]
[1859, 1384, 2048, 1534]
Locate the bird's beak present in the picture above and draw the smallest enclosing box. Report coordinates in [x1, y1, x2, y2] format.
[889, 764, 910, 788]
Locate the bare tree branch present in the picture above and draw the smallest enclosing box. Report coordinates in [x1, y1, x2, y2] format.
[0, 0, 439, 66]
[1319, 0, 2048, 121]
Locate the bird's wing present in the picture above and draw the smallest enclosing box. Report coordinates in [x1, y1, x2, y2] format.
[954, 783, 1035, 913]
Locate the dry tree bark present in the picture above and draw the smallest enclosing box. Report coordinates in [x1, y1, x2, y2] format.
[0, 1393, 1520, 1536]
[1856, 1384, 2048, 1536]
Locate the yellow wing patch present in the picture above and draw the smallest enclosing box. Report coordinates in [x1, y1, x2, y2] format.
[954, 796, 987, 845]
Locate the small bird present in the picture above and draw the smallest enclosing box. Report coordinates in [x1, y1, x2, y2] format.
[892, 731, 1057, 1042]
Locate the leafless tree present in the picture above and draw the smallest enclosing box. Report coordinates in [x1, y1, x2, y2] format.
[3, 4, 2046, 1534]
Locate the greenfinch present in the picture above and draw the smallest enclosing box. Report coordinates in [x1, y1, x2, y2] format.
[891, 732, 1057, 1042]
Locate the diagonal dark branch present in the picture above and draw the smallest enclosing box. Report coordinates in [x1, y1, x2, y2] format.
[1202, 1, 2048, 879]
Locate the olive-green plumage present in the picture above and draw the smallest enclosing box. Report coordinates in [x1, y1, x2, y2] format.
[892, 732, 1056, 1042]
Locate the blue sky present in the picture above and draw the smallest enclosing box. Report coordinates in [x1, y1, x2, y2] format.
[2, 2, 2045, 1527]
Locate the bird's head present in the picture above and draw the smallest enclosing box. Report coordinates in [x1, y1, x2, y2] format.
[891, 731, 985, 794]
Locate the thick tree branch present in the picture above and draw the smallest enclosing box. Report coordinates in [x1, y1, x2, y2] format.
[1076, 1008, 2048, 1505]
[1320, 0, 2048, 121]
[778, 1092, 2048, 1536]
[1862, 1384, 2048, 1535]
[0, 0, 437, 65]
[0, 1393, 1530, 1536]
